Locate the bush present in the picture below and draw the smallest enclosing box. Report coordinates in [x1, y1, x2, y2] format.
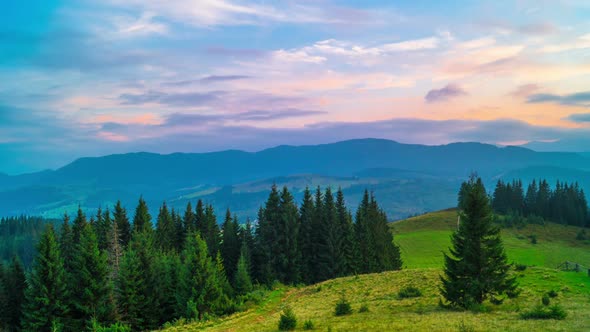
[303, 319, 314, 330]
[457, 320, 475, 332]
[542, 295, 551, 306]
[91, 321, 131, 332]
[576, 229, 587, 241]
[397, 286, 422, 299]
[529, 234, 537, 244]
[514, 263, 527, 271]
[334, 295, 353, 316]
[359, 304, 369, 313]
[520, 304, 567, 320]
[547, 290, 558, 298]
[278, 307, 297, 331]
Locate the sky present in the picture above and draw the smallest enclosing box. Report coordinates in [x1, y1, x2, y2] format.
[2, 0, 590, 174]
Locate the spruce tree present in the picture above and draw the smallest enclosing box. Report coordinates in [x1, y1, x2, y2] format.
[278, 186, 300, 284]
[184, 202, 195, 235]
[221, 209, 240, 283]
[177, 233, 221, 321]
[72, 206, 88, 244]
[297, 187, 315, 284]
[22, 225, 69, 332]
[440, 177, 518, 309]
[95, 208, 112, 252]
[312, 186, 332, 282]
[203, 204, 220, 257]
[2, 256, 26, 331]
[58, 213, 75, 275]
[156, 202, 175, 252]
[116, 248, 148, 331]
[133, 196, 152, 234]
[113, 200, 131, 247]
[336, 188, 358, 276]
[153, 252, 181, 326]
[69, 223, 115, 330]
[234, 244, 253, 295]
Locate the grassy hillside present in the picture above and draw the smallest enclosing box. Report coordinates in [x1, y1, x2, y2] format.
[163, 210, 590, 332]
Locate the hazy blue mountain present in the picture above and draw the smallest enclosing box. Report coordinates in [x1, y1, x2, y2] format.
[1, 139, 588, 220]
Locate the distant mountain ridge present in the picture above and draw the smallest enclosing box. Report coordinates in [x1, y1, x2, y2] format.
[1, 138, 589, 219]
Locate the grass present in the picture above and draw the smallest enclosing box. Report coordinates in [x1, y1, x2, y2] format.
[163, 210, 590, 332]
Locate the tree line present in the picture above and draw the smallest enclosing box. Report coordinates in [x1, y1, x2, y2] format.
[0, 216, 60, 267]
[491, 179, 589, 227]
[0, 185, 401, 331]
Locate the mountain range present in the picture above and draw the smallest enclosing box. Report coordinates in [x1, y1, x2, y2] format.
[1, 138, 589, 220]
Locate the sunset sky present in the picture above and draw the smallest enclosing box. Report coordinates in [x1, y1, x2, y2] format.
[2, 0, 590, 174]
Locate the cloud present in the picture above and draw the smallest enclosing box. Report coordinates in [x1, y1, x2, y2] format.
[527, 91, 590, 107]
[425, 84, 467, 103]
[509, 84, 542, 98]
[566, 113, 590, 122]
[162, 75, 251, 87]
[119, 90, 223, 107]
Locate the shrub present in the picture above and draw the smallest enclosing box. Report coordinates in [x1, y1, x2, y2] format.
[457, 320, 475, 332]
[91, 321, 131, 332]
[576, 229, 587, 241]
[529, 234, 537, 244]
[547, 290, 558, 298]
[397, 286, 422, 299]
[521, 304, 567, 320]
[490, 296, 504, 305]
[334, 295, 353, 316]
[542, 295, 551, 306]
[303, 319, 314, 330]
[359, 304, 369, 313]
[278, 307, 297, 331]
[514, 263, 527, 271]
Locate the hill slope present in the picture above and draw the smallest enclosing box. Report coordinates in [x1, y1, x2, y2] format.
[162, 210, 590, 332]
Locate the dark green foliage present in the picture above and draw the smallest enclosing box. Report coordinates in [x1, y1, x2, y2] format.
[183, 202, 195, 236]
[542, 295, 550, 306]
[132, 196, 152, 234]
[95, 208, 112, 252]
[336, 188, 358, 276]
[113, 201, 131, 248]
[334, 295, 352, 316]
[493, 178, 589, 227]
[153, 252, 182, 326]
[514, 264, 527, 271]
[202, 204, 220, 257]
[358, 304, 369, 313]
[69, 223, 115, 330]
[441, 177, 518, 309]
[547, 290, 558, 298]
[576, 229, 587, 240]
[520, 304, 567, 320]
[234, 245, 253, 295]
[116, 249, 148, 331]
[0, 215, 54, 268]
[278, 307, 297, 331]
[298, 187, 315, 284]
[397, 286, 422, 299]
[155, 202, 176, 252]
[221, 209, 241, 283]
[303, 319, 315, 330]
[0, 256, 26, 331]
[277, 187, 301, 284]
[22, 225, 69, 332]
[177, 232, 222, 321]
[72, 206, 88, 244]
[529, 234, 537, 244]
[355, 190, 402, 274]
[91, 320, 131, 332]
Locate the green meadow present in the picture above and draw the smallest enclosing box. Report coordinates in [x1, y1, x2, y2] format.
[163, 210, 590, 332]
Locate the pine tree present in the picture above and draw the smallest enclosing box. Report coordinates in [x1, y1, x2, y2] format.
[221, 209, 240, 283]
[58, 213, 75, 275]
[108, 213, 123, 283]
[22, 225, 69, 332]
[177, 233, 221, 321]
[203, 204, 220, 257]
[195, 199, 206, 235]
[153, 252, 181, 326]
[113, 200, 131, 247]
[297, 187, 315, 284]
[234, 244, 253, 295]
[336, 188, 358, 276]
[440, 177, 518, 309]
[355, 190, 374, 274]
[312, 186, 333, 282]
[95, 208, 112, 252]
[184, 202, 195, 235]
[278, 186, 300, 284]
[2, 256, 26, 331]
[116, 249, 148, 331]
[214, 252, 234, 316]
[156, 202, 175, 252]
[69, 223, 115, 330]
[133, 196, 152, 234]
[253, 206, 272, 285]
[72, 206, 88, 244]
